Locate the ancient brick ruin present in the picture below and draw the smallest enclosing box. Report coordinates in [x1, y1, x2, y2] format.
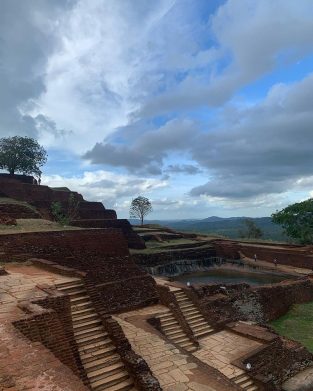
[2, 175, 313, 391]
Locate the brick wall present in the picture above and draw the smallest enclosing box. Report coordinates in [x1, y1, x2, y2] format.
[0, 203, 41, 219]
[0, 229, 159, 314]
[13, 292, 89, 387]
[214, 239, 313, 269]
[100, 315, 162, 391]
[70, 219, 146, 249]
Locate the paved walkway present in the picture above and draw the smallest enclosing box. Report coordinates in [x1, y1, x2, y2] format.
[193, 330, 262, 379]
[0, 264, 76, 321]
[116, 306, 238, 391]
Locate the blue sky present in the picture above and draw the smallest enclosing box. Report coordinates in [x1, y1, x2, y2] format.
[1, 0, 313, 219]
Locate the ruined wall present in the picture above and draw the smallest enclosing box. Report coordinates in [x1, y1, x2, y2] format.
[191, 278, 313, 325]
[0, 203, 41, 219]
[13, 294, 89, 386]
[100, 315, 162, 390]
[71, 218, 146, 249]
[214, 239, 313, 269]
[133, 245, 216, 267]
[0, 229, 159, 313]
[243, 337, 313, 389]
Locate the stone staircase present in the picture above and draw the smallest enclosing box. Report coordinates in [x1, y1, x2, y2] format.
[172, 289, 214, 339]
[230, 372, 259, 391]
[56, 280, 136, 391]
[158, 310, 198, 352]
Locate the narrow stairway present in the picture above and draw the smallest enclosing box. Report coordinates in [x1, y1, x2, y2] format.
[55, 280, 136, 391]
[158, 310, 198, 352]
[172, 289, 214, 339]
[230, 372, 259, 391]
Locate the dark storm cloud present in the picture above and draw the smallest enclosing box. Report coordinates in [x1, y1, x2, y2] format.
[0, 0, 76, 137]
[191, 73, 313, 199]
[83, 119, 198, 174]
[165, 164, 202, 175]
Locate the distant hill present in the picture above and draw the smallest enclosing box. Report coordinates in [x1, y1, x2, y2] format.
[129, 216, 288, 242]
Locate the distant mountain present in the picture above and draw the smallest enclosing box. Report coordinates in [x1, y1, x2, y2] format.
[129, 216, 287, 242]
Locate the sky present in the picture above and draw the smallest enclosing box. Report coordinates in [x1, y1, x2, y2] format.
[1, 0, 313, 220]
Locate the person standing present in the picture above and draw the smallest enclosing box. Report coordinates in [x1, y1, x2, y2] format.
[254, 254, 257, 262]
[274, 258, 277, 267]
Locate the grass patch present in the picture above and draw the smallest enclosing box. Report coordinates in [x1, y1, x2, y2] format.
[271, 302, 313, 353]
[0, 218, 82, 234]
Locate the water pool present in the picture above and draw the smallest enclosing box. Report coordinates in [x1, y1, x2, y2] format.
[173, 268, 292, 286]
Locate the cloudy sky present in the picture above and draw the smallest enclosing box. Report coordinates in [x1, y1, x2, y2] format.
[1, 0, 313, 219]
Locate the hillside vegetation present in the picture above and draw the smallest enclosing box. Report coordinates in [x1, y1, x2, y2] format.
[130, 217, 287, 242]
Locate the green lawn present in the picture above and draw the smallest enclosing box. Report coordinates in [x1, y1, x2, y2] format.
[271, 302, 313, 353]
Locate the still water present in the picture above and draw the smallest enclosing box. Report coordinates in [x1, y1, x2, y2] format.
[174, 268, 292, 286]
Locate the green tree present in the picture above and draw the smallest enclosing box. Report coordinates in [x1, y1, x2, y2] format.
[0, 136, 47, 176]
[272, 199, 313, 244]
[51, 194, 79, 226]
[130, 196, 152, 225]
[238, 218, 263, 239]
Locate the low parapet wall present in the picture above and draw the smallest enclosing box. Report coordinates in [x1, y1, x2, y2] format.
[214, 239, 313, 269]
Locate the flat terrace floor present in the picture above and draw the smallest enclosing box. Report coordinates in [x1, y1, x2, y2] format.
[0, 263, 87, 391]
[115, 306, 243, 391]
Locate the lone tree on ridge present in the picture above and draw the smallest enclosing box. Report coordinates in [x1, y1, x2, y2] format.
[0, 136, 47, 177]
[130, 196, 152, 225]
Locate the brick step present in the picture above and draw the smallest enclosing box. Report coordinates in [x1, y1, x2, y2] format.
[185, 345, 198, 352]
[55, 279, 81, 289]
[233, 374, 250, 384]
[97, 378, 134, 391]
[76, 332, 109, 347]
[84, 354, 121, 371]
[182, 309, 200, 317]
[180, 340, 194, 348]
[70, 295, 90, 304]
[191, 322, 210, 331]
[179, 303, 194, 310]
[90, 370, 129, 390]
[194, 329, 214, 338]
[75, 325, 104, 338]
[240, 379, 254, 388]
[66, 289, 87, 298]
[188, 316, 206, 325]
[166, 328, 184, 337]
[71, 301, 93, 311]
[172, 335, 189, 344]
[245, 386, 258, 391]
[162, 323, 179, 331]
[158, 312, 172, 320]
[72, 310, 97, 321]
[176, 299, 189, 304]
[184, 314, 202, 321]
[88, 362, 125, 382]
[73, 318, 102, 331]
[57, 283, 84, 293]
[80, 343, 116, 360]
